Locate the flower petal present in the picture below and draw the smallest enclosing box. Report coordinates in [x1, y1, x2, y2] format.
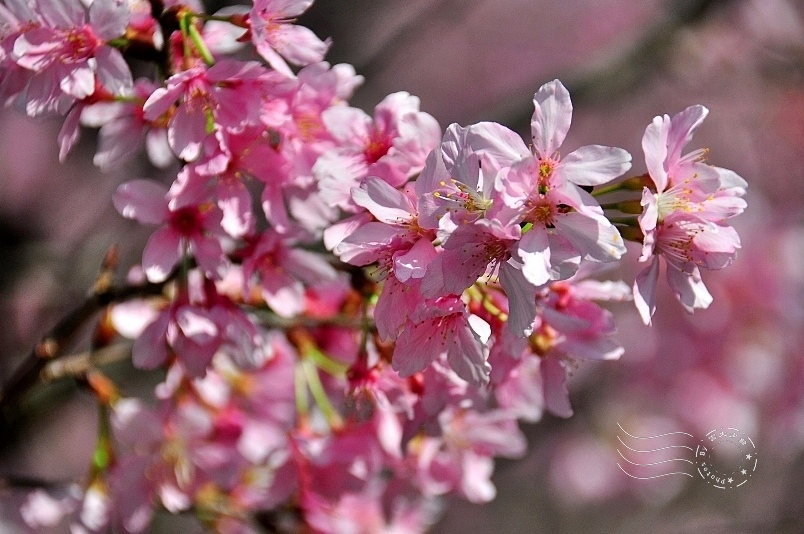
[530, 79, 572, 157]
[516, 225, 551, 286]
[142, 227, 182, 283]
[559, 145, 631, 186]
[666, 265, 713, 313]
[633, 256, 660, 325]
[113, 180, 168, 224]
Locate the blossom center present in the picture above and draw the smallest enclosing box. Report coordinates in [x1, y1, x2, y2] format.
[170, 206, 206, 236]
[60, 26, 98, 63]
[364, 132, 391, 164]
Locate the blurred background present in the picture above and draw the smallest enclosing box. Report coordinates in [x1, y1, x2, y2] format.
[1, 0, 803, 532]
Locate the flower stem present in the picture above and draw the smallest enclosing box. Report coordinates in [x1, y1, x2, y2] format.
[187, 21, 215, 66]
[91, 401, 115, 477]
[302, 358, 343, 430]
[307, 345, 348, 377]
[607, 216, 640, 227]
[294, 362, 310, 422]
[591, 174, 651, 197]
[599, 199, 643, 214]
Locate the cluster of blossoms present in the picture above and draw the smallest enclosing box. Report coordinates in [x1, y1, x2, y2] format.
[2, 0, 747, 532]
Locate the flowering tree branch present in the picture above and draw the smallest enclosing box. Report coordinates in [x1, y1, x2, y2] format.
[0, 0, 748, 531]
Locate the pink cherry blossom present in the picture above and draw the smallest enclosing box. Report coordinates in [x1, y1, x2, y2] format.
[241, 228, 338, 317]
[315, 91, 440, 212]
[5, 0, 132, 116]
[502, 80, 630, 286]
[634, 105, 747, 324]
[393, 295, 491, 385]
[113, 175, 229, 283]
[143, 60, 273, 162]
[416, 121, 527, 231]
[249, 0, 331, 77]
[334, 176, 437, 283]
[81, 79, 173, 171]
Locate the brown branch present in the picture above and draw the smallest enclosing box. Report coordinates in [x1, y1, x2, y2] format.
[0, 281, 166, 414]
[38, 342, 134, 384]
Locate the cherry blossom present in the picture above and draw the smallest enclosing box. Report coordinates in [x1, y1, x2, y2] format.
[633, 105, 747, 324]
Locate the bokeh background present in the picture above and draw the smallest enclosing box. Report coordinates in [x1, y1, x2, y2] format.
[1, 0, 803, 532]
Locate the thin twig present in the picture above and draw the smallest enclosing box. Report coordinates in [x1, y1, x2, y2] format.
[0, 282, 165, 413]
[38, 342, 134, 384]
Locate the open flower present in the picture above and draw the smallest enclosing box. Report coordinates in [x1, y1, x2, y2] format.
[5, 0, 132, 115]
[113, 175, 229, 283]
[502, 80, 631, 287]
[634, 105, 747, 324]
[249, 0, 331, 77]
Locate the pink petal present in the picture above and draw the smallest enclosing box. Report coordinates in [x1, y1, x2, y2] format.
[58, 103, 83, 162]
[190, 234, 228, 280]
[690, 224, 740, 270]
[271, 24, 330, 66]
[113, 180, 169, 224]
[132, 310, 170, 369]
[95, 117, 143, 171]
[541, 357, 573, 418]
[59, 63, 95, 99]
[94, 46, 132, 95]
[516, 225, 551, 286]
[168, 104, 207, 161]
[145, 128, 174, 168]
[393, 237, 437, 282]
[334, 222, 402, 265]
[642, 114, 670, 192]
[553, 211, 626, 262]
[374, 276, 420, 340]
[530, 79, 572, 157]
[392, 320, 445, 377]
[142, 227, 183, 282]
[255, 40, 295, 78]
[261, 184, 291, 231]
[284, 249, 338, 285]
[216, 180, 255, 238]
[263, 278, 305, 318]
[500, 260, 538, 337]
[321, 105, 371, 144]
[446, 320, 490, 386]
[37, 0, 85, 27]
[143, 81, 187, 122]
[462, 121, 530, 167]
[109, 300, 160, 339]
[89, 0, 130, 40]
[633, 256, 660, 325]
[559, 145, 631, 186]
[13, 28, 59, 70]
[175, 307, 218, 344]
[323, 212, 372, 251]
[637, 188, 658, 261]
[314, 151, 366, 210]
[666, 266, 713, 313]
[666, 105, 708, 165]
